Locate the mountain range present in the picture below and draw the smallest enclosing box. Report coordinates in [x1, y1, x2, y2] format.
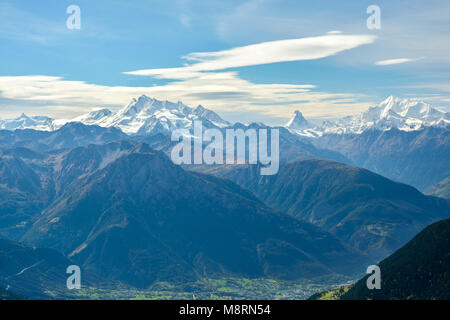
[312, 126, 450, 191]
[0, 95, 230, 135]
[1, 96, 448, 193]
[0, 141, 369, 288]
[0, 94, 449, 299]
[286, 96, 450, 136]
[195, 160, 450, 260]
[2, 96, 448, 137]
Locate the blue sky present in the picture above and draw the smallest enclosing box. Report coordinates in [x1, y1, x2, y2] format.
[0, 0, 449, 124]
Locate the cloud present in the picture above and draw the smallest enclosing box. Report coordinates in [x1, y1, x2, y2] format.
[0, 33, 377, 124]
[214, 0, 450, 67]
[0, 73, 373, 124]
[375, 58, 423, 66]
[124, 33, 376, 78]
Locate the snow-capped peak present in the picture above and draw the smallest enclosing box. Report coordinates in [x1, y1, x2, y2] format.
[193, 105, 230, 128]
[377, 96, 440, 121]
[1, 95, 447, 137]
[72, 108, 113, 125]
[72, 96, 230, 135]
[0, 95, 231, 135]
[286, 110, 313, 130]
[0, 113, 56, 131]
[328, 97, 449, 134]
[285, 110, 321, 137]
[285, 96, 449, 137]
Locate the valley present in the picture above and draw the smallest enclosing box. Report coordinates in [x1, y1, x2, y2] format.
[0, 95, 449, 300]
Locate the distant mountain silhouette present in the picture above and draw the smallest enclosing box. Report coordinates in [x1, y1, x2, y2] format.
[0, 122, 127, 152]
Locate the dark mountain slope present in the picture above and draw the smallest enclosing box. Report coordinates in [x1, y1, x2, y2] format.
[0, 238, 105, 299]
[21, 145, 367, 288]
[0, 287, 21, 300]
[223, 123, 351, 164]
[133, 123, 351, 165]
[313, 127, 450, 191]
[204, 160, 450, 260]
[0, 122, 127, 152]
[0, 149, 53, 240]
[0, 141, 139, 240]
[342, 218, 450, 300]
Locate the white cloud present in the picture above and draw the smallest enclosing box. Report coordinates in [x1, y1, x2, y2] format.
[0, 33, 377, 124]
[375, 58, 423, 66]
[124, 33, 376, 78]
[0, 74, 373, 124]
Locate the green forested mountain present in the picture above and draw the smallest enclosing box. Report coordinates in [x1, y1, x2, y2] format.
[312, 127, 450, 192]
[0, 238, 79, 299]
[342, 218, 450, 300]
[202, 160, 450, 260]
[14, 143, 367, 288]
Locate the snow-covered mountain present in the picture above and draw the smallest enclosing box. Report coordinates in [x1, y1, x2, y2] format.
[72, 108, 113, 125]
[71, 95, 230, 135]
[285, 96, 450, 136]
[1, 95, 448, 136]
[285, 110, 321, 137]
[286, 110, 313, 130]
[103, 95, 230, 134]
[0, 95, 230, 135]
[0, 113, 59, 131]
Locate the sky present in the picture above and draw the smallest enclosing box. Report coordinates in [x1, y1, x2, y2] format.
[0, 0, 449, 125]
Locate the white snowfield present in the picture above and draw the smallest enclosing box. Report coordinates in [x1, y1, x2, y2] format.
[0, 95, 448, 136]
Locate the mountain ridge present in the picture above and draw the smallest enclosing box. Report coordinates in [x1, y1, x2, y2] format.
[199, 159, 450, 260]
[1, 96, 448, 137]
[0, 142, 368, 287]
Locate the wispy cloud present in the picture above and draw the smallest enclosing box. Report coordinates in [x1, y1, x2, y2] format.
[0, 73, 373, 124]
[375, 58, 423, 66]
[115, 33, 376, 123]
[0, 33, 378, 123]
[124, 33, 376, 77]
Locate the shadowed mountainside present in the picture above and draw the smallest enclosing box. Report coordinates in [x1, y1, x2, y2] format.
[312, 127, 450, 191]
[199, 160, 450, 260]
[341, 218, 450, 300]
[0, 142, 367, 288]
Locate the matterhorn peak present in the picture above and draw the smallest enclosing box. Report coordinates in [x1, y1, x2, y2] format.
[286, 110, 313, 130]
